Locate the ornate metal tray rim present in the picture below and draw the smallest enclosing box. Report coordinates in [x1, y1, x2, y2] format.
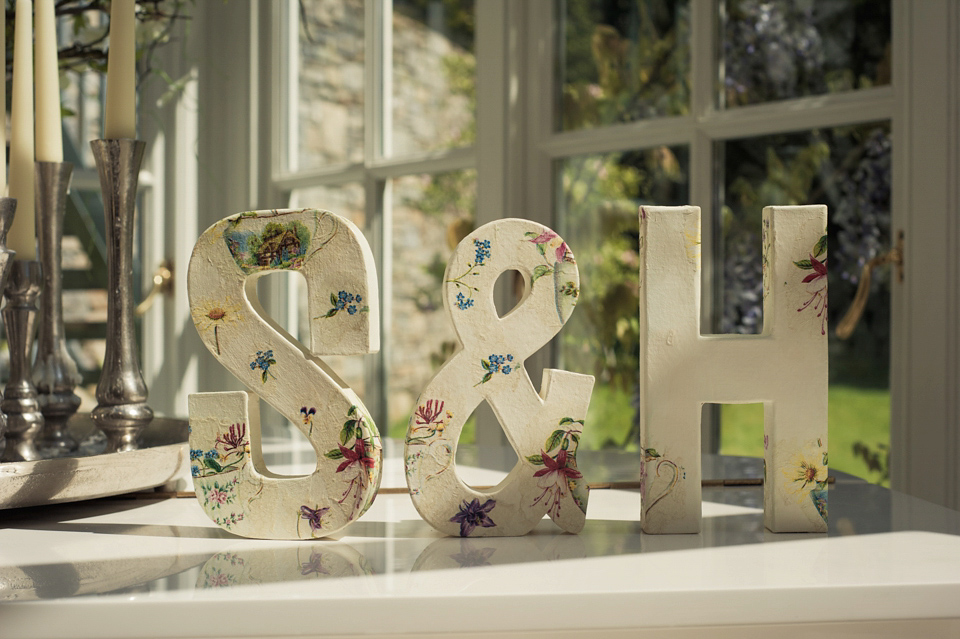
[0, 414, 188, 510]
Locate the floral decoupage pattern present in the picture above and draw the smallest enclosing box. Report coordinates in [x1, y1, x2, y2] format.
[777, 437, 829, 527]
[188, 208, 382, 539]
[406, 218, 595, 537]
[639, 205, 827, 534]
[795, 231, 828, 335]
[196, 544, 372, 590]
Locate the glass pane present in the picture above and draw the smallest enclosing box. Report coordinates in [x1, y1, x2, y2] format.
[61, 70, 104, 168]
[390, 170, 477, 439]
[295, 0, 365, 169]
[717, 123, 892, 485]
[556, 0, 691, 131]
[722, 0, 891, 108]
[289, 183, 369, 398]
[392, 0, 476, 155]
[557, 146, 689, 449]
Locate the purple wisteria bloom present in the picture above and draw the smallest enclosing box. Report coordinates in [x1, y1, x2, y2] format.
[450, 498, 497, 537]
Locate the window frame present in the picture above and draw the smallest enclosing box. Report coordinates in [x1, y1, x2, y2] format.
[158, 0, 959, 510]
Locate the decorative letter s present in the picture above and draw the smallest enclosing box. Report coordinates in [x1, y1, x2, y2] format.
[187, 208, 382, 539]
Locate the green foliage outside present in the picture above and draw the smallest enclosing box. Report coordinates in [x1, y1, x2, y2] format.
[720, 385, 890, 486]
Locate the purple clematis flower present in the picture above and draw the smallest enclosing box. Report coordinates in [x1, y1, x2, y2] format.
[300, 504, 329, 531]
[450, 498, 497, 537]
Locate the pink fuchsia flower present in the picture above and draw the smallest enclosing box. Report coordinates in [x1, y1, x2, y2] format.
[802, 254, 827, 283]
[335, 438, 376, 473]
[533, 448, 583, 482]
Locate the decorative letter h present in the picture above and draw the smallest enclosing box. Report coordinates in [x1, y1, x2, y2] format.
[639, 206, 828, 534]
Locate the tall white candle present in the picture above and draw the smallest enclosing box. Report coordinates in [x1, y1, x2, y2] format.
[35, 0, 62, 162]
[8, 0, 36, 259]
[104, 0, 136, 139]
[0, 2, 7, 196]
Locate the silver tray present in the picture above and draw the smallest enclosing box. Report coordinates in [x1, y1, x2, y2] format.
[0, 415, 188, 510]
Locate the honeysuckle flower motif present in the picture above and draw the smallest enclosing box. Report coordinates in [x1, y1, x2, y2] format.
[414, 399, 446, 426]
[215, 423, 247, 453]
[450, 498, 497, 537]
[406, 399, 455, 490]
[300, 504, 329, 532]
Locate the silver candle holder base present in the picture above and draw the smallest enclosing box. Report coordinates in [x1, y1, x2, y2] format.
[1, 260, 45, 462]
[90, 139, 153, 453]
[34, 161, 82, 453]
[0, 198, 18, 459]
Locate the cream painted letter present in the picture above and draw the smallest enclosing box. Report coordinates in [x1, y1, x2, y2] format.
[639, 205, 828, 534]
[187, 208, 382, 539]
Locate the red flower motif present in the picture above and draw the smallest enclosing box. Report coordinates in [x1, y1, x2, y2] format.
[527, 230, 558, 245]
[215, 423, 247, 453]
[336, 438, 376, 473]
[802, 254, 827, 283]
[415, 399, 445, 425]
[533, 448, 583, 481]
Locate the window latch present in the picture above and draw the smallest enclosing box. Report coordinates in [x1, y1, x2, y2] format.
[135, 260, 174, 316]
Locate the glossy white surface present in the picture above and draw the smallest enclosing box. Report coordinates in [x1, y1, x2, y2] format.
[1, 439, 959, 638]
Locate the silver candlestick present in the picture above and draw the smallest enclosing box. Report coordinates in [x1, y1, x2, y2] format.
[2, 260, 44, 462]
[34, 161, 82, 453]
[0, 199, 18, 459]
[90, 139, 153, 453]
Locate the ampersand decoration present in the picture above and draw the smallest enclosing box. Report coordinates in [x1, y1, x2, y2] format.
[187, 208, 382, 539]
[405, 219, 595, 537]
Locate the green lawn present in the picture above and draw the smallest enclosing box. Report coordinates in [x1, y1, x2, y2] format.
[388, 384, 890, 487]
[580, 383, 890, 486]
[720, 385, 890, 486]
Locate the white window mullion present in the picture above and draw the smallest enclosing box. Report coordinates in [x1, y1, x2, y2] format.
[365, 0, 392, 426]
[367, 0, 391, 161]
[699, 87, 895, 140]
[691, 0, 720, 452]
[541, 115, 695, 159]
[525, 0, 556, 220]
[283, 1, 300, 174]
